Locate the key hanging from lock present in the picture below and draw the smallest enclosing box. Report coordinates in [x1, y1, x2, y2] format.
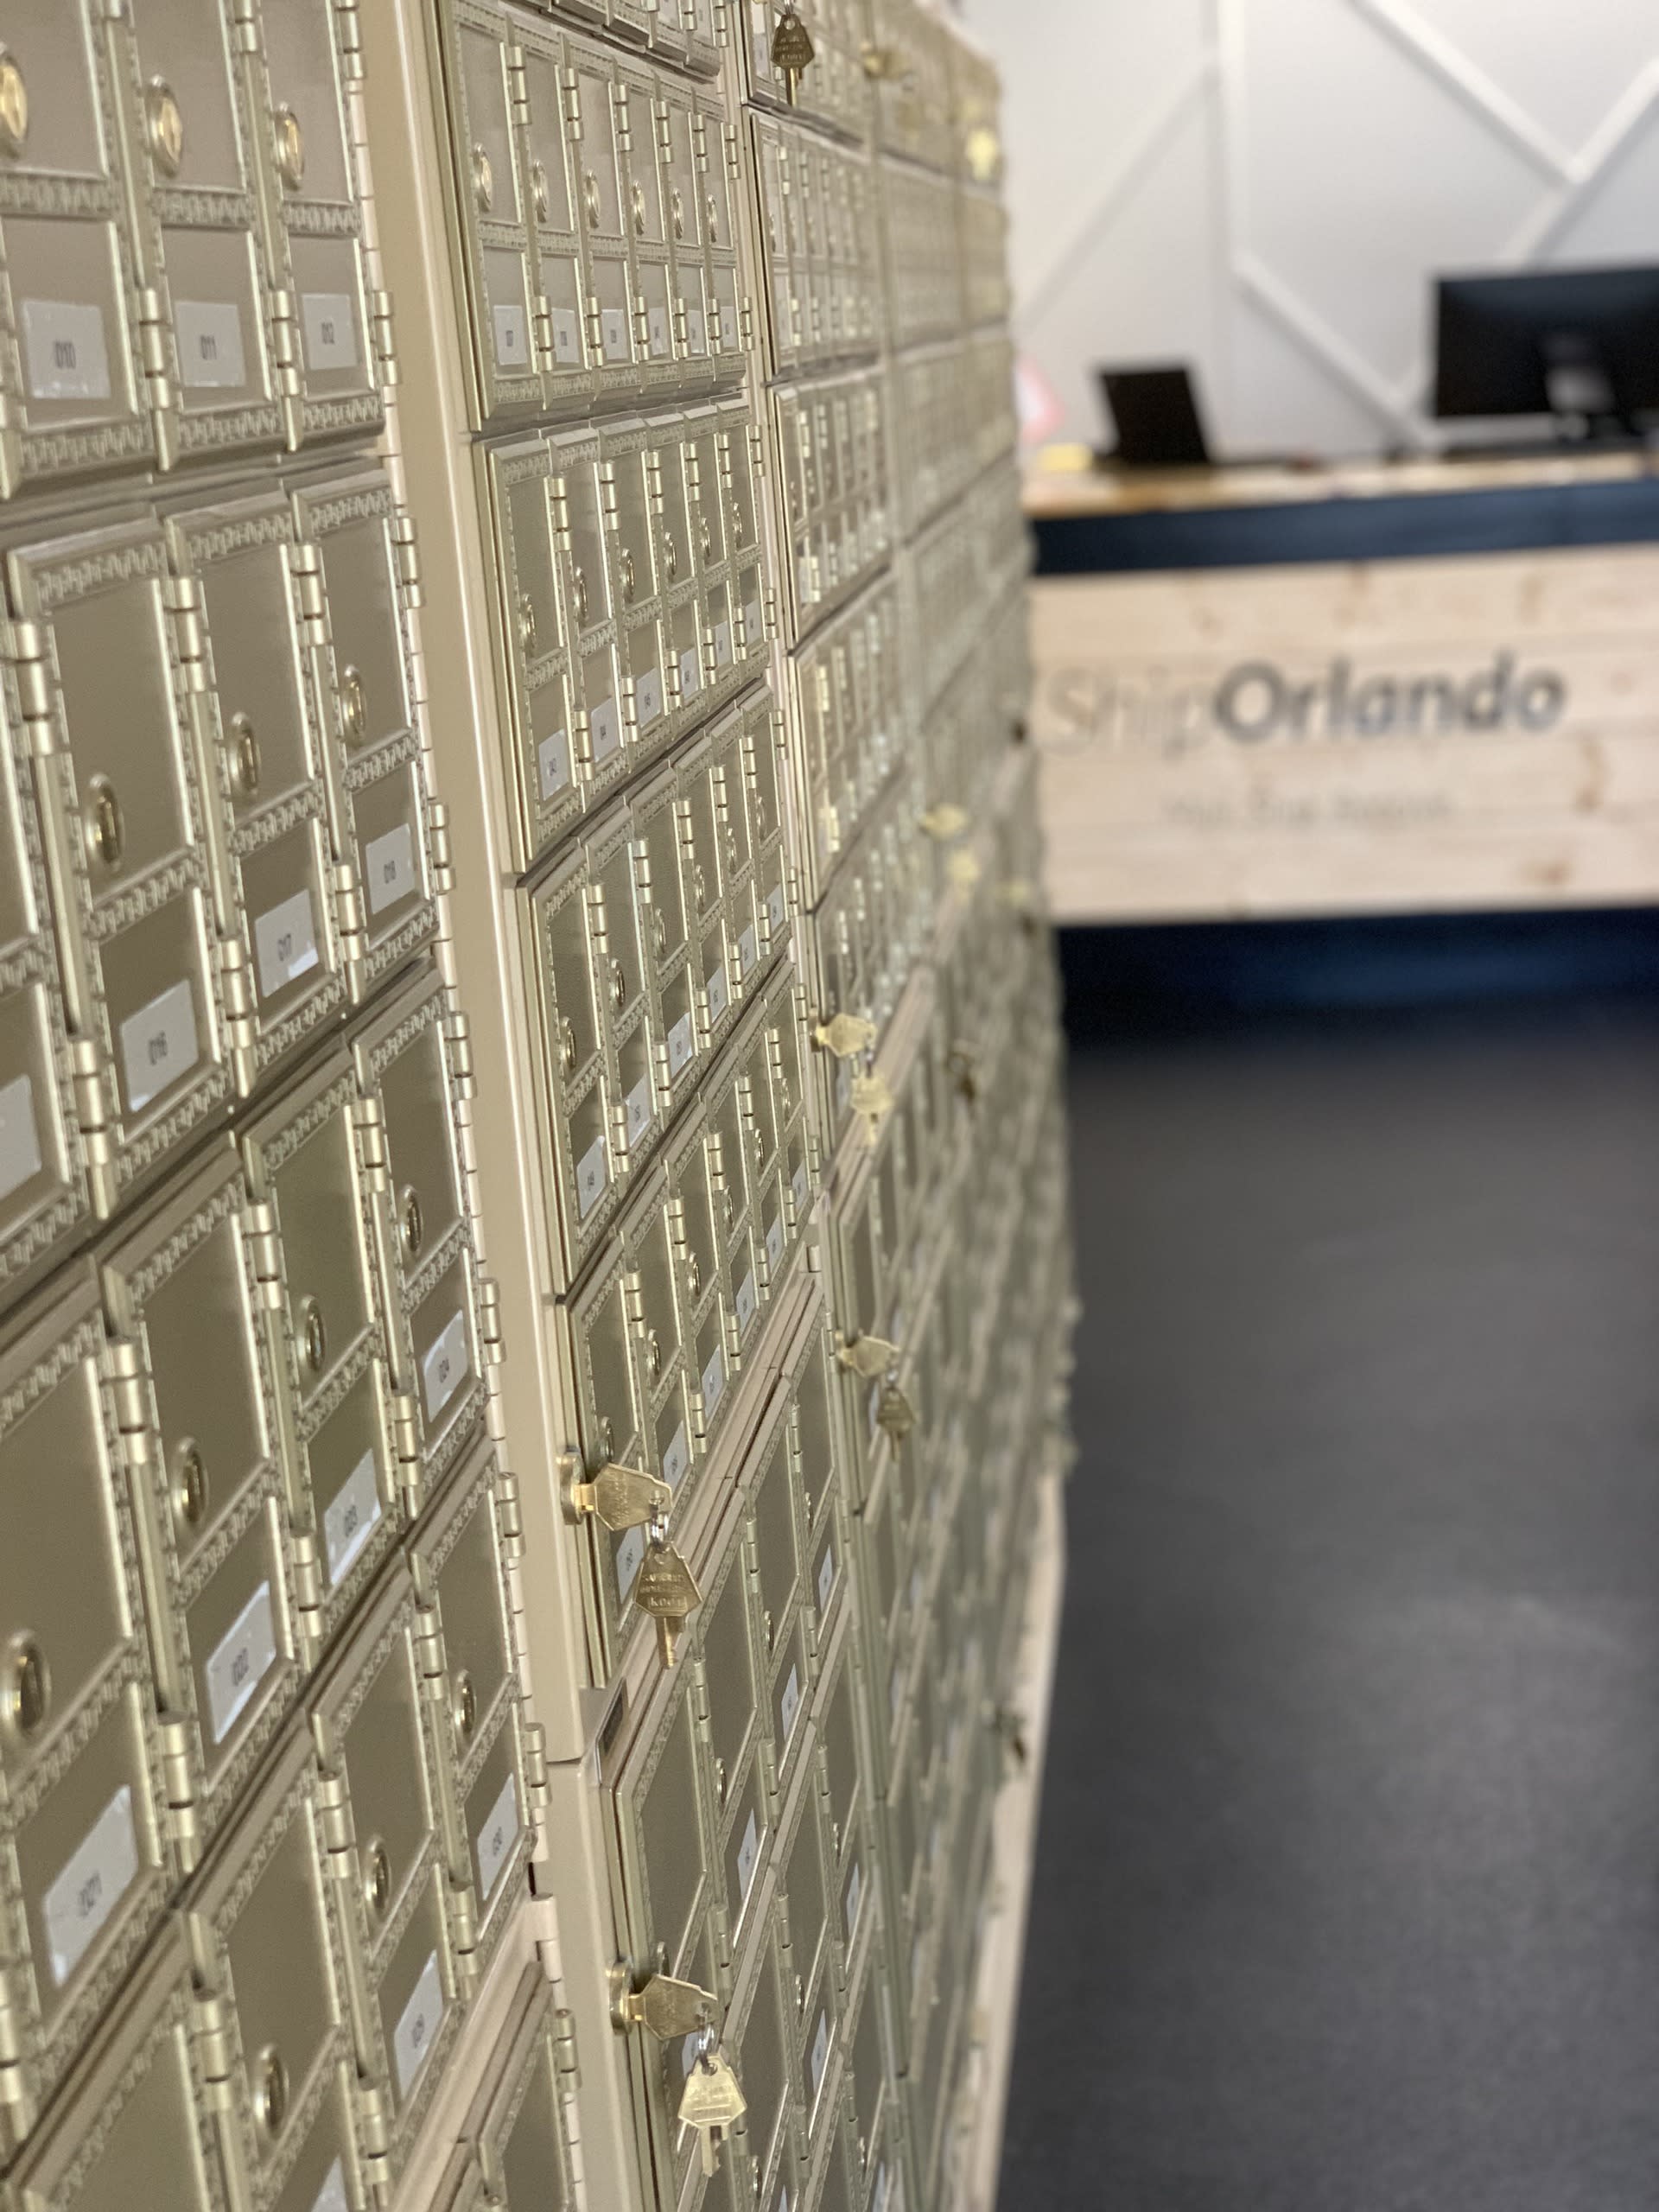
[633, 1510, 702, 1669]
[876, 1372, 916, 1442]
[850, 1064, 893, 1144]
[619, 1972, 717, 2043]
[771, 3, 817, 106]
[677, 2024, 747, 2177]
[566, 1458, 671, 1532]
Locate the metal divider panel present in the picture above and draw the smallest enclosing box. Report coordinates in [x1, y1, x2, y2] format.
[778, 1764, 833, 2036]
[101, 1141, 298, 1872]
[120, 0, 282, 461]
[696, 1525, 760, 1847]
[514, 22, 593, 409]
[168, 491, 345, 1090]
[181, 1726, 353, 2212]
[250, 0, 384, 444]
[3, 1923, 229, 2211]
[565, 1231, 645, 1674]
[608, 1660, 713, 1990]
[9, 517, 231, 1200]
[474, 1971, 575, 2209]
[437, 0, 544, 427]
[0, 1264, 168, 2160]
[295, 469, 437, 992]
[0, 3, 155, 498]
[730, 1917, 798, 2212]
[239, 1046, 397, 1647]
[0, 658, 86, 1293]
[483, 435, 577, 863]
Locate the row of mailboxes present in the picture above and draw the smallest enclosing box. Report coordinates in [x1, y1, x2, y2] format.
[0, 461, 444, 1306]
[0, 0, 386, 502]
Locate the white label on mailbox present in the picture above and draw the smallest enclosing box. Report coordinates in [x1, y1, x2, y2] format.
[668, 1013, 696, 1079]
[22, 301, 111, 401]
[874, 2164, 891, 2212]
[539, 728, 571, 798]
[736, 1808, 760, 1903]
[736, 1269, 757, 1335]
[590, 697, 620, 762]
[779, 1663, 801, 1745]
[792, 1161, 809, 1213]
[325, 1449, 382, 1587]
[684, 307, 707, 354]
[635, 670, 663, 728]
[719, 301, 740, 348]
[767, 884, 787, 935]
[175, 300, 247, 390]
[766, 1212, 784, 1274]
[393, 1951, 446, 2100]
[253, 888, 320, 998]
[775, 2190, 791, 2212]
[714, 622, 733, 668]
[738, 924, 758, 976]
[120, 978, 200, 1115]
[701, 1342, 724, 1415]
[475, 1770, 520, 1902]
[493, 302, 531, 368]
[302, 292, 359, 370]
[817, 1541, 836, 1613]
[706, 960, 728, 1025]
[810, 2010, 830, 2098]
[617, 1523, 645, 1600]
[312, 2164, 350, 2212]
[798, 556, 813, 603]
[664, 1421, 690, 1491]
[551, 308, 581, 364]
[0, 1074, 42, 1201]
[744, 600, 762, 650]
[365, 823, 417, 917]
[678, 648, 702, 700]
[422, 1310, 469, 1421]
[44, 1785, 138, 1987]
[206, 1580, 277, 1745]
[845, 1859, 862, 1939]
[626, 1076, 654, 1148]
[681, 2030, 702, 2078]
[647, 306, 670, 358]
[601, 308, 628, 361]
[577, 1133, 608, 1218]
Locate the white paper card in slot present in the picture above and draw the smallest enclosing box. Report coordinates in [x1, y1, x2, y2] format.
[601, 308, 628, 361]
[551, 308, 580, 364]
[792, 1161, 810, 1213]
[766, 1212, 784, 1274]
[647, 307, 670, 358]
[253, 888, 320, 998]
[817, 1541, 836, 1613]
[744, 601, 762, 650]
[120, 978, 200, 1114]
[844, 1859, 862, 1939]
[206, 1580, 277, 1745]
[684, 307, 707, 354]
[493, 303, 531, 368]
[779, 1663, 801, 1745]
[474, 1770, 520, 1902]
[668, 1014, 695, 1080]
[175, 301, 247, 391]
[810, 2010, 830, 2098]
[393, 1950, 446, 2100]
[302, 293, 359, 371]
[736, 1808, 760, 1904]
[768, 885, 787, 935]
[714, 622, 732, 668]
[635, 670, 663, 728]
[44, 1786, 138, 1987]
[576, 1134, 608, 1218]
[0, 1073, 42, 1202]
[365, 823, 416, 917]
[617, 1523, 645, 1601]
[626, 1077, 654, 1149]
[538, 728, 571, 798]
[701, 1343, 724, 1416]
[22, 301, 111, 401]
[663, 1421, 690, 1491]
[678, 649, 702, 700]
[325, 1449, 382, 1587]
[422, 1311, 469, 1421]
[738, 924, 758, 976]
[720, 302, 740, 348]
[589, 698, 620, 762]
[312, 2164, 350, 2212]
[682, 2031, 702, 2078]
[706, 960, 728, 1025]
[736, 1270, 757, 1335]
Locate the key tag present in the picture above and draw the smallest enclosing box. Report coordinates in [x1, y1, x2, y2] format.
[678, 2025, 747, 2177]
[772, 3, 816, 105]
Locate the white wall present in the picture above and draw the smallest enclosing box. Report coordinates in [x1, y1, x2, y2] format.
[958, 0, 1659, 457]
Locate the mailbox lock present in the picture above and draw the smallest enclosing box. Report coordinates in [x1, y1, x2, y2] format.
[472, 143, 494, 213]
[630, 181, 646, 236]
[560, 1016, 577, 1074]
[257, 2046, 289, 2137]
[671, 188, 685, 241]
[302, 1298, 327, 1376]
[611, 960, 628, 1012]
[340, 665, 367, 744]
[531, 161, 550, 224]
[518, 592, 537, 657]
[363, 1837, 391, 1920]
[174, 1439, 209, 1530]
[646, 1330, 662, 1380]
[230, 714, 262, 797]
[583, 172, 601, 230]
[86, 779, 124, 871]
[453, 1669, 477, 1743]
[620, 550, 637, 606]
[401, 1185, 424, 1259]
[0, 52, 29, 161]
[274, 106, 305, 190]
[3, 1633, 48, 1740]
[146, 79, 185, 176]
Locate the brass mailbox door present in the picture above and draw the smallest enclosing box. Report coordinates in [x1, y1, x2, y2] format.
[478, 1974, 575, 2210]
[517, 22, 591, 410]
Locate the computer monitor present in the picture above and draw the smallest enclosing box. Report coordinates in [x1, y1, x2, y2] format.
[1097, 365, 1211, 467]
[1433, 264, 1659, 430]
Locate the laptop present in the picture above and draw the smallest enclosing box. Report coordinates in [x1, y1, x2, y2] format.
[1097, 365, 1211, 468]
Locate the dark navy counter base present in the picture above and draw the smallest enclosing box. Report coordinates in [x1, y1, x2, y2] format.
[1033, 473, 1659, 576]
[1059, 906, 1659, 1036]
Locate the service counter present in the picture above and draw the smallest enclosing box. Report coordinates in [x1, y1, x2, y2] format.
[1026, 449, 1659, 923]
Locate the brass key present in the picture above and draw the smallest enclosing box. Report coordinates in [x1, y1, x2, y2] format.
[567, 1460, 671, 1530]
[619, 1974, 715, 2042]
[634, 1516, 702, 1668]
[678, 2028, 747, 2177]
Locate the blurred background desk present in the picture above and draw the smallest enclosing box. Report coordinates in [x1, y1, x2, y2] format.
[1027, 450, 1659, 928]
